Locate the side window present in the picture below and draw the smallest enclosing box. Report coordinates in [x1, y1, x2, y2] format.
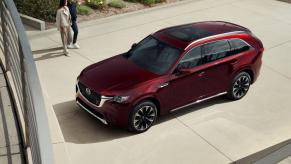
[202, 40, 230, 63]
[179, 46, 202, 69]
[228, 38, 251, 55]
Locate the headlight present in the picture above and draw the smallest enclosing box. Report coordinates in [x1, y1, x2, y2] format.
[112, 96, 130, 103]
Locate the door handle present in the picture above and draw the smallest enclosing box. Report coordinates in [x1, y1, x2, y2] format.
[198, 71, 205, 77]
[158, 82, 169, 88]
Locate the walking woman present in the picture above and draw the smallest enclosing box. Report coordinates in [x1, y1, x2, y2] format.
[56, 0, 72, 56]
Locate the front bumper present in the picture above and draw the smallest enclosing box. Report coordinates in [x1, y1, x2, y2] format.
[76, 99, 108, 125]
[75, 83, 132, 128]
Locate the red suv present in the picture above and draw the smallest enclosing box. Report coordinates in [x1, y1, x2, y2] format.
[76, 21, 264, 133]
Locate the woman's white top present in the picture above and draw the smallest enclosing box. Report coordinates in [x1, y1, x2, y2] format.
[56, 6, 71, 31]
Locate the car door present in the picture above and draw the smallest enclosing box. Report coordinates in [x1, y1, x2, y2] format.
[227, 38, 255, 74]
[198, 39, 235, 97]
[165, 46, 205, 110]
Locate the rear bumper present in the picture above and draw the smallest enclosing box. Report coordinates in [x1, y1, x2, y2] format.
[253, 51, 263, 83]
[253, 61, 262, 83]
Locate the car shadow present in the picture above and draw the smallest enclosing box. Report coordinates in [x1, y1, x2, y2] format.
[53, 96, 230, 144]
[53, 100, 132, 144]
[156, 96, 230, 125]
[172, 96, 229, 118]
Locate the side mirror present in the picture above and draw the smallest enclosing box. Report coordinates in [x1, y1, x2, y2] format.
[131, 43, 137, 49]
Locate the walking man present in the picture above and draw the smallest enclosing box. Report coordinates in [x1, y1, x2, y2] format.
[68, 0, 80, 49]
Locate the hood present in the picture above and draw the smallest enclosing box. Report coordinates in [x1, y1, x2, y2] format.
[79, 55, 158, 94]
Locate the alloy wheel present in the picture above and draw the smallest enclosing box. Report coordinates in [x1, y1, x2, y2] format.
[133, 105, 156, 131]
[232, 75, 250, 99]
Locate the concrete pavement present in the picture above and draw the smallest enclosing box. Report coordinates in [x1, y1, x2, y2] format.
[28, 0, 291, 163]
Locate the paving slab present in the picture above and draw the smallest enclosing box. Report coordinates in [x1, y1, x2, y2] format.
[0, 69, 25, 164]
[34, 51, 92, 104]
[0, 87, 22, 148]
[0, 73, 6, 88]
[279, 156, 291, 164]
[264, 42, 291, 78]
[62, 112, 231, 164]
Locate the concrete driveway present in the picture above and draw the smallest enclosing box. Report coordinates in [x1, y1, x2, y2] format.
[28, 0, 291, 163]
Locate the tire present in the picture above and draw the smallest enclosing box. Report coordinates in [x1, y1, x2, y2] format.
[128, 101, 158, 133]
[227, 72, 251, 100]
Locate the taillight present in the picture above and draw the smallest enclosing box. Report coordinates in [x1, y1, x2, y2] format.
[257, 39, 264, 49]
[252, 49, 263, 64]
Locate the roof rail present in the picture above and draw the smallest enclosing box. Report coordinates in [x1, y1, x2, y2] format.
[184, 31, 245, 50]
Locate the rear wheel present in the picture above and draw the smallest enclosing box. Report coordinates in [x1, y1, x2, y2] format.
[128, 101, 157, 133]
[227, 72, 251, 100]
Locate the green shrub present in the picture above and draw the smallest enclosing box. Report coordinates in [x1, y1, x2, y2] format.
[86, 0, 106, 9]
[123, 0, 138, 2]
[14, 0, 23, 11]
[108, 0, 126, 8]
[123, 0, 164, 5]
[141, 0, 155, 5]
[142, 0, 165, 5]
[77, 5, 94, 15]
[14, 0, 58, 22]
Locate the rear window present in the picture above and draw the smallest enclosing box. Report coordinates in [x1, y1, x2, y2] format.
[228, 38, 252, 55]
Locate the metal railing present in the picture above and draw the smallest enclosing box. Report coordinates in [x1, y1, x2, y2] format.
[0, 0, 54, 164]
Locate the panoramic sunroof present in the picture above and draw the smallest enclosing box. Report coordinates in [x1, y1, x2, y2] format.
[166, 25, 212, 42]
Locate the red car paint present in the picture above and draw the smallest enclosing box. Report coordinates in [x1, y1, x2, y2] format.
[76, 21, 264, 129]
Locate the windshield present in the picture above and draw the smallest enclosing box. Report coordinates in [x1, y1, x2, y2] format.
[126, 36, 182, 75]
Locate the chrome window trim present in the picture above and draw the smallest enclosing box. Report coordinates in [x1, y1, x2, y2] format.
[202, 39, 231, 55]
[178, 33, 252, 69]
[180, 39, 230, 63]
[185, 31, 245, 50]
[177, 39, 230, 69]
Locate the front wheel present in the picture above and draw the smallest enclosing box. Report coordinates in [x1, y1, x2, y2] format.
[227, 72, 251, 100]
[128, 101, 158, 133]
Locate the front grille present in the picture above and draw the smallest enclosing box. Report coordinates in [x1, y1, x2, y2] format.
[78, 82, 101, 106]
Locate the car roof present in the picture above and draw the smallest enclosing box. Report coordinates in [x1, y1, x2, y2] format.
[153, 21, 251, 50]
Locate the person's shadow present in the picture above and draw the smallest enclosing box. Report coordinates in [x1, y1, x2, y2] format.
[53, 96, 230, 144]
[32, 47, 65, 61]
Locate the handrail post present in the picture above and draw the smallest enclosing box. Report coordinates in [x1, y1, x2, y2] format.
[18, 38, 30, 148]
